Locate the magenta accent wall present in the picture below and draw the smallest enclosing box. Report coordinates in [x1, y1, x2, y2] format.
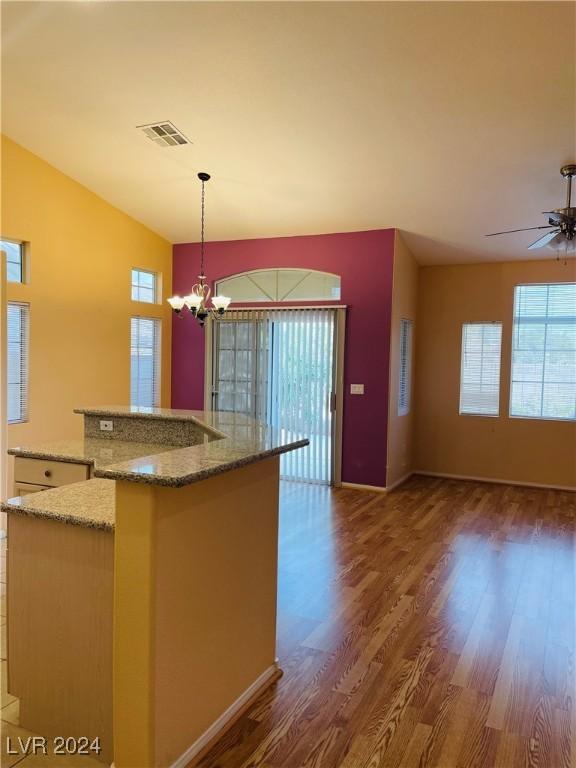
[172, 229, 395, 487]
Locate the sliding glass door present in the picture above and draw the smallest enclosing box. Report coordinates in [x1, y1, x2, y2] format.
[212, 308, 338, 484]
[212, 311, 269, 421]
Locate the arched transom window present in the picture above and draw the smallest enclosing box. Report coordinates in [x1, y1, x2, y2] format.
[215, 268, 341, 303]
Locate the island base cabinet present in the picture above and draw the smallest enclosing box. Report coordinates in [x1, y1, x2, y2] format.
[7, 514, 114, 764]
[114, 456, 282, 768]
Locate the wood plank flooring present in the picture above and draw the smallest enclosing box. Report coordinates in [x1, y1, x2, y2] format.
[196, 476, 575, 768]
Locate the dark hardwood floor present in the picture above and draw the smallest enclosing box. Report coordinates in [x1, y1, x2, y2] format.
[197, 475, 575, 768]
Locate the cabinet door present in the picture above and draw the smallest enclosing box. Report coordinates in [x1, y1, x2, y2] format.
[13, 482, 51, 497]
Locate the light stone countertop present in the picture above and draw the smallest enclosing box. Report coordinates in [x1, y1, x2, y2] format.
[92, 409, 309, 487]
[2, 408, 309, 528]
[2, 478, 115, 531]
[7, 437, 179, 467]
[74, 405, 226, 437]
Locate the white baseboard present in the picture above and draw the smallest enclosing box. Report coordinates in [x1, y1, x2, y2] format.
[341, 471, 415, 494]
[169, 663, 280, 768]
[341, 481, 387, 493]
[414, 470, 576, 493]
[385, 472, 414, 492]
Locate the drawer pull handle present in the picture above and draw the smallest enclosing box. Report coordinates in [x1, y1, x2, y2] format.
[44, 470, 52, 478]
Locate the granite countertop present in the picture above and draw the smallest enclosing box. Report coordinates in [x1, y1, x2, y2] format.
[92, 409, 309, 487]
[2, 409, 307, 528]
[74, 405, 226, 438]
[2, 478, 115, 531]
[7, 407, 309, 491]
[7, 437, 179, 467]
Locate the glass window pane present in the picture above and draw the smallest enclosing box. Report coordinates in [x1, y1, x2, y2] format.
[2, 240, 24, 283]
[216, 269, 341, 303]
[131, 269, 157, 303]
[510, 283, 576, 420]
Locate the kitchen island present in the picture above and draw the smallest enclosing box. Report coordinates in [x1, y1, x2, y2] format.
[3, 407, 308, 768]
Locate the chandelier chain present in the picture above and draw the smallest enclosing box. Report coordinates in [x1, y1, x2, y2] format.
[200, 177, 206, 277]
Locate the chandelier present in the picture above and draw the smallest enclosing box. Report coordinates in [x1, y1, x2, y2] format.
[167, 172, 231, 326]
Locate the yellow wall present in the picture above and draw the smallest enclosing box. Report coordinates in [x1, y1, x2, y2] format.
[415, 258, 576, 489]
[387, 231, 418, 488]
[1, 136, 172, 497]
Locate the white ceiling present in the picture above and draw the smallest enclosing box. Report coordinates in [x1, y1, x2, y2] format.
[1, 1, 574, 264]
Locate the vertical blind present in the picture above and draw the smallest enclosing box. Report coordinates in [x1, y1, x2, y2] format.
[398, 318, 412, 416]
[7, 302, 29, 423]
[510, 283, 576, 420]
[459, 322, 502, 416]
[269, 309, 335, 484]
[213, 308, 337, 484]
[130, 317, 161, 408]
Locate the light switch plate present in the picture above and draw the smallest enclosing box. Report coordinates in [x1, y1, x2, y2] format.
[99, 420, 114, 432]
[350, 384, 364, 395]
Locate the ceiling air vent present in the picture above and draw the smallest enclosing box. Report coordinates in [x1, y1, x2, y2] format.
[137, 121, 190, 147]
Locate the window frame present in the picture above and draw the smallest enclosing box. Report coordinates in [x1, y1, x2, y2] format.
[215, 268, 341, 303]
[398, 318, 413, 416]
[509, 282, 576, 422]
[130, 315, 161, 409]
[1, 238, 27, 284]
[131, 267, 159, 305]
[458, 321, 503, 418]
[7, 301, 30, 425]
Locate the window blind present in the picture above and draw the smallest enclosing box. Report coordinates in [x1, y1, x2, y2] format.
[398, 319, 412, 416]
[510, 283, 576, 420]
[7, 302, 29, 423]
[459, 322, 502, 416]
[213, 308, 337, 484]
[269, 308, 336, 484]
[130, 317, 161, 408]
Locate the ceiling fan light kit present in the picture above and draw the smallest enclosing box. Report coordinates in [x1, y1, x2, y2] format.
[486, 164, 576, 260]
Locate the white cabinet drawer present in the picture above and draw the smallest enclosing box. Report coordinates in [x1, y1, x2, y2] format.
[14, 457, 90, 488]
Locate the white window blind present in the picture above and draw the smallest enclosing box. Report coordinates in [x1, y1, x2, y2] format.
[459, 322, 502, 416]
[398, 319, 413, 416]
[510, 283, 576, 420]
[130, 317, 161, 408]
[131, 268, 157, 303]
[7, 302, 29, 423]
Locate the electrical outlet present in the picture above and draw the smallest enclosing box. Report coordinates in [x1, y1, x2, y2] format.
[99, 420, 113, 432]
[350, 384, 364, 395]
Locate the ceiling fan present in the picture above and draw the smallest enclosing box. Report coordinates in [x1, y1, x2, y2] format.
[486, 164, 576, 255]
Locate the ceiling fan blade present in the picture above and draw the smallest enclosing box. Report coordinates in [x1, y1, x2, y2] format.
[485, 225, 555, 237]
[527, 230, 561, 250]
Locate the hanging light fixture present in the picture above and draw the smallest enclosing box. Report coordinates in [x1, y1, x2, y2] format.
[167, 172, 231, 326]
